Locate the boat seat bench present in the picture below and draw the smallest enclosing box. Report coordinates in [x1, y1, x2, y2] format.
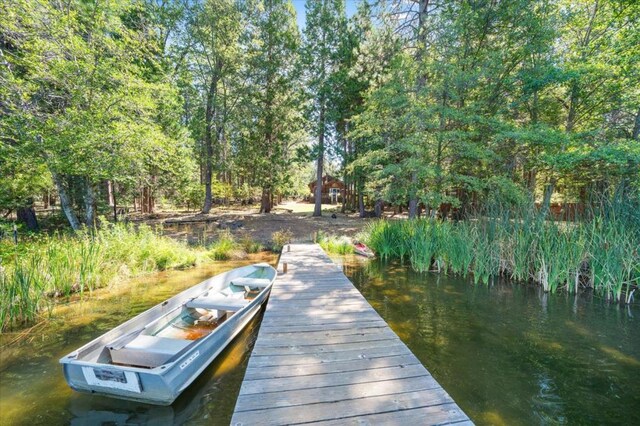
[186, 296, 248, 311]
[110, 335, 191, 368]
[230, 277, 271, 288]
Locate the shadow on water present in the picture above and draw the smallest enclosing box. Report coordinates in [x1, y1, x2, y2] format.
[0, 253, 276, 426]
[338, 255, 640, 426]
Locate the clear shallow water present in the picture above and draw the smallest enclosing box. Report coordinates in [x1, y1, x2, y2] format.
[0, 254, 276, 426]
[339, 257, 640, 425]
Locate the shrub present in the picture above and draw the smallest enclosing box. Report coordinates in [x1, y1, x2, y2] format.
[271, 228, 293, 251]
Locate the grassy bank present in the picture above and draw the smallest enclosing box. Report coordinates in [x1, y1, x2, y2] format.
[0, 224, 265, 331]
[363, 210, 640, 303]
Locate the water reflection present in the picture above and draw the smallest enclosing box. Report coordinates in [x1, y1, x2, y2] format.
[0, 254, 276, 426]
[341, 256, 640, 425]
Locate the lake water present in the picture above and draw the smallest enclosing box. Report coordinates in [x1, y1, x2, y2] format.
[340, 257, 640, 425]
[1, 253, 638, 425]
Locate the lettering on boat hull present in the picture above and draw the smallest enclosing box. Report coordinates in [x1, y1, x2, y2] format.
[82, 367, 141, 393]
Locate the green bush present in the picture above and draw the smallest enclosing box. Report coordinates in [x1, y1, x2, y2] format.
[209, 230, 243, 260]
[271, 228, 293, 252]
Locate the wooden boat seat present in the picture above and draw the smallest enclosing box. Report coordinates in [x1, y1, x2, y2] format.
[230, 277, 271, 288]
[110, 335, 192, 368]
[185, 295, 249, 311]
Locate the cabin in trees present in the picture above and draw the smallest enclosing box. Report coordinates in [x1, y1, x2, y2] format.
[309, 175, 345, 204]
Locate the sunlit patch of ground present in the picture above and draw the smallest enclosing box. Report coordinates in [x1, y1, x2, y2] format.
[148, 201, 372, 246]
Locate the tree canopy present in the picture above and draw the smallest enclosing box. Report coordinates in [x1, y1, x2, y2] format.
[1, 0, 638, 229]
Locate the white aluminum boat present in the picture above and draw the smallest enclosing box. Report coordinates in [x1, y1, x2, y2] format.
[60, 263, 276, 405]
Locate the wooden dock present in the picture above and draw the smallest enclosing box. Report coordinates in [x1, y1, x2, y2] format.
[231, 243, 472, 425]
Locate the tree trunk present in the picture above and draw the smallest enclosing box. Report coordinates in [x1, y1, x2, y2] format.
[84, 179, 96, 228]
[17, 203, 39, 231]
[260, 187, 272, 213]
[148, 175, 156, 213]
[313, 105, 325, 217]
[374, 199, 384, 218]
[106, 180, 115, 206]
[407, 0, 430, 219]
[37, 135, 81, 230]
[358, 186, 365, 218]
[341, 175, 348, 213]
[526, 169, 537, 193]
[540, 177, 557, 220]
[408, 173, 418, 218]
[112, 181, 118, 222]
[632, 106, 640, 140]
[52, 172, 82, 230]
[202, 71, 221, 214]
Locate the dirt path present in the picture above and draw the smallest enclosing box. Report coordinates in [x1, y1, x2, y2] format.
[132, 201, 373, 245]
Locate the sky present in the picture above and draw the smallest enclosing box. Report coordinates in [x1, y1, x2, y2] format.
[291, 0, 360, 29]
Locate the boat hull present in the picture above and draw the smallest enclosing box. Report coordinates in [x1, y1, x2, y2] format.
[60, 264, 274, 405]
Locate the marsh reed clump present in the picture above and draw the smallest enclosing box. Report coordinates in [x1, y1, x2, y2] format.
[363, 202, 640, 303]
[0, 223, 207, 331]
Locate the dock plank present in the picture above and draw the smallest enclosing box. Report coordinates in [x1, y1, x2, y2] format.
[235, 376, 442, 412]
[233, 388, 454, 425]
[231, 243, 471, 425]
[242, 353, 421, 380]
[245, 343, 413, 368]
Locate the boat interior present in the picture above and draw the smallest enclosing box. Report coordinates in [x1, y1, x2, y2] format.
[78, 268, 273, 370]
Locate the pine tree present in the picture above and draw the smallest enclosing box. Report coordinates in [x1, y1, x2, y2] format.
[302, 0, 346, 217]
[240, 0, 303, 213]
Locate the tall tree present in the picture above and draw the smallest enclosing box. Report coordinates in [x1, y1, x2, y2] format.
[240, 0, 303, 213]
[302, 0, 346, 217]
[331, 1, 374, 214]
[184, 0, 242, 213]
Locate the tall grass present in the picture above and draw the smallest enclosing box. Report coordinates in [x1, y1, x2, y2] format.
[316, 231, 355, 255]
[0, 223, 207, 331]
[208, 230, 249, 260]
[363, 203, 640, 303]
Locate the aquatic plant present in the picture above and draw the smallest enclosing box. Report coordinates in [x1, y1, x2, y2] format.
[361, 203, 640, 303]
[0, 223, 208, 331]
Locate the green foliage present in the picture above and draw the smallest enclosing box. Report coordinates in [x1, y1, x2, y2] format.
[0, 0, 193, 226]
[363, 205, 639, 303]
[316, 231, 354, 255]
[271, 228, 293, 252]
[349, 0, 640, 213]
[208, 230, 243, 260]
[0, 223, 206, 330]
[238, 233, 264, 254]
